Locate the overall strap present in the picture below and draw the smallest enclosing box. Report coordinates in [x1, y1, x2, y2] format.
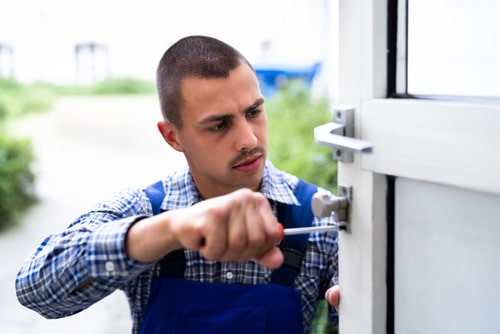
[143, 181, 186, 278]
[270, 179, 317, 286]
[143, 180, 165, 215]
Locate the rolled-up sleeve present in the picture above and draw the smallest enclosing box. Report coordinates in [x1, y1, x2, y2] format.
[15, 189, 154, 319]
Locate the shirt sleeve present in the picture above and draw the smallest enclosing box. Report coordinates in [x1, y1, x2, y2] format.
[15, 188, 155, 319]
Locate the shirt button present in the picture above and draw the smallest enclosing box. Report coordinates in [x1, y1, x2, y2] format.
[226, 271, 233, 280]
[105, 261, 115, 272]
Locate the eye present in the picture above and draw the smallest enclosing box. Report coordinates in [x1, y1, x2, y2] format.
[209, 120, 229, 132]
[246, 108, 262, 118]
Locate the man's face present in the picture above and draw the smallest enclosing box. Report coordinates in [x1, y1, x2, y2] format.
[158, 63, 268, 199]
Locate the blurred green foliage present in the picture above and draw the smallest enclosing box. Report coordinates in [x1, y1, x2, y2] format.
[0, 76, 155, 230]
[0, 76, 155, 121]
[0, 77, 56, 119]
[313, 299, 339, 334]
[55, 78, 156, 96]
[266, 81, 337, 192]
[0, 77, 42, 229]
[0, 132, 36, 230]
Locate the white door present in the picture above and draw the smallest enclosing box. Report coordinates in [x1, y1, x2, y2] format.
[324, 0, 500, 333]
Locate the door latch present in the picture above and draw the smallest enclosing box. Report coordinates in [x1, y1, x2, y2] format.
[314, 106, 372, 163]
[311, 185, 352, 232]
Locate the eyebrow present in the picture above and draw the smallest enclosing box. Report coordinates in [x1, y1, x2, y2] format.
[198, 113, 233, 125]
[198, 98, 265, 125]
[245, 97, 265, 114]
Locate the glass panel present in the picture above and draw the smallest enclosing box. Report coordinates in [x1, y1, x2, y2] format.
[395, 178, 500, 333]
[407, 0, 500, 98]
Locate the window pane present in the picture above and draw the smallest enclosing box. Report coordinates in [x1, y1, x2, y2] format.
[407, 0, 500, 98]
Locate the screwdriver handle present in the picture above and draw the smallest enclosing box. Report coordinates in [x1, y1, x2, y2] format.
[278, 223, 285, 241]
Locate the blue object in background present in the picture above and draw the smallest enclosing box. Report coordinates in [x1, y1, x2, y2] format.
[254, 62, 321, 98]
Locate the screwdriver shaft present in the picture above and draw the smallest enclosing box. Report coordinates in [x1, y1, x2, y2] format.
[283, 225, 341, 235]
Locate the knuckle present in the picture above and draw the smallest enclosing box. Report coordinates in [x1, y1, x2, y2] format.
[249, 231, 266, 246]
[203, 242, 226, 261]
[230, 235, 247, 254]
[205, 205, 225, 220]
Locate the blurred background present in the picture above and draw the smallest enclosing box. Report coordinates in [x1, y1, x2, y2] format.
[0, 0, 338, 333]
[0, 0, 335, 92]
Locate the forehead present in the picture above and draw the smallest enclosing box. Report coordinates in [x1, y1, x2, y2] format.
[179, 64, 262, 120]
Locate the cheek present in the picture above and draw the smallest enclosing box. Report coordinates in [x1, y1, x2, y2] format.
[261, 128, 268, 144]
[185, 140, 227, 167]
[256, 123, 268, 146]
[258, 116, 268, 140]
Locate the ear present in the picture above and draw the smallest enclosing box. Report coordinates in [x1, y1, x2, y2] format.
[157, 120, 184, 152]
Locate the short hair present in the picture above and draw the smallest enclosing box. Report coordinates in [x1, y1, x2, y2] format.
[156, 35, 254, 128]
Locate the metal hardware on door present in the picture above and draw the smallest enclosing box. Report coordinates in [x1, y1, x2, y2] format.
[314, 106, 373, 163]
[311, 185, 352, 232]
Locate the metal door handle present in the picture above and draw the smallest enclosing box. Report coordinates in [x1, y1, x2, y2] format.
[311, 185, 352, 231]
[314, 122, 373, 152]
[314, 106, 372, 163]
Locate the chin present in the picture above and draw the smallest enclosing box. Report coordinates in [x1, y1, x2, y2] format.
[242, 173, 264, 191]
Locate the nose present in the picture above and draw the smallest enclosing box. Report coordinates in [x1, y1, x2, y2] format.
[234, 120, 257, 152]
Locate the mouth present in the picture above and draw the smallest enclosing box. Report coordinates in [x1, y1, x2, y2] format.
[232, 154, 263, 173]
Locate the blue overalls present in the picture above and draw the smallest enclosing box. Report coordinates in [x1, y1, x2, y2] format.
[140, 179, 317, 334]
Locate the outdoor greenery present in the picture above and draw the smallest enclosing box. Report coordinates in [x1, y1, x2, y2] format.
[55, 77, 156, 96]
[0, 76, 155, 120]
[0, 77, 56, 119]
[0, 78, 42, 229]
[0, 76, 156, 230]
[0, 132, 36, 230]
[266, 81, 337, 192]
[313, 299, 339, 334]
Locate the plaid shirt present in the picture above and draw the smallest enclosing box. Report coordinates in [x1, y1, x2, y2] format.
[16, 160, 338, 333]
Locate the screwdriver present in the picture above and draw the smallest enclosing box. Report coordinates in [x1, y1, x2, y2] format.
[278, 223, 344, 240]
[200, 223, 344, 246]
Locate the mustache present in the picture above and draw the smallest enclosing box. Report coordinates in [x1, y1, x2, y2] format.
[230, 148, 266, 167]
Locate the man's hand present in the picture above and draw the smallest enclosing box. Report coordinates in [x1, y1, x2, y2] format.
[172, 188, 284, 268]
[325, 285, 340, 312]
[126, 188, 284, 269]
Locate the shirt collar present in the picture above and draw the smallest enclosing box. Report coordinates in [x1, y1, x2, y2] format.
[260, 160, 300, 206]
[162, 165, 201, 210]
[162, 160, 300, 210]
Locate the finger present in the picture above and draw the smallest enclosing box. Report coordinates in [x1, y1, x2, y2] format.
[229, 194, 265, 262]
[251, 192, 282, 244]
[221, 197, 248, 262]
[198, 205, 228, 261]
[252, 245, 284, 269]
[224, 190, 270, 262]
[168, 207, 206, 251]
[245, 193, 282, 258]
[202, 189, 257, 261]
[325, 285, 340, 312]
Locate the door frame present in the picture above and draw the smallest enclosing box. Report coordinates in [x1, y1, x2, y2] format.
[334, 0, 500, 333]
[335, 0, 389, 333]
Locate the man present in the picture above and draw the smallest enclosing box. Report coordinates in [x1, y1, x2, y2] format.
[16, 35, 340, 333]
